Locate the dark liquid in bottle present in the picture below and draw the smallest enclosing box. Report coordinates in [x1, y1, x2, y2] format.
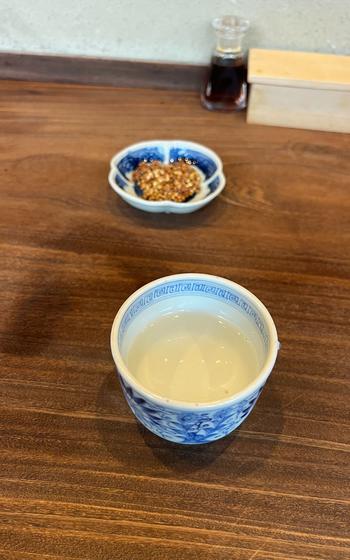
[201, 55, 248, 111]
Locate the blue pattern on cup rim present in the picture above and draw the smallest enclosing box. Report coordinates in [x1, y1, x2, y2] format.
[118, 278, 269, 350]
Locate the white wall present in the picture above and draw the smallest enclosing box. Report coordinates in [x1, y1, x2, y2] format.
[0, 0, 349, 64]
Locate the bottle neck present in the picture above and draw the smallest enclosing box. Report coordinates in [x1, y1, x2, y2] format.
[214, 35, 244, 58]
[211, 15, 249, 59]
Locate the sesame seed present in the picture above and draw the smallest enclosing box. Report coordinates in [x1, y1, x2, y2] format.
[132, 160, 201, 202]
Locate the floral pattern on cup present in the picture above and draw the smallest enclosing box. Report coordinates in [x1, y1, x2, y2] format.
[119, 375, 264, 444]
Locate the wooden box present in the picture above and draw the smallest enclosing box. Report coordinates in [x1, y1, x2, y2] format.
[247, 49, 350, 133]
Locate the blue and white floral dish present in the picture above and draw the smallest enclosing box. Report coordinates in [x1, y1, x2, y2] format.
[111, 274, 279, 445]
[108, 140, 225, 213]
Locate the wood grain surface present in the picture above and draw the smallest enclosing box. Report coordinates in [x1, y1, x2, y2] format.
[0, 80, 349, 559]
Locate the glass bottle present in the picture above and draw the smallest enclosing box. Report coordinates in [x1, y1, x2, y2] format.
[201, 15, 249, 112]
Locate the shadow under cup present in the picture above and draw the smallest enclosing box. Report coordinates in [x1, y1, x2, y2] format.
[111, 274, 279, 444]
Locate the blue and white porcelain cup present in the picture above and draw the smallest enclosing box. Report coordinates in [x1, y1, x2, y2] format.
[111, 274, 279, 444]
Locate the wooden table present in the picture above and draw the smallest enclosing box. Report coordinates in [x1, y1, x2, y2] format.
[1, 80, 349, 560]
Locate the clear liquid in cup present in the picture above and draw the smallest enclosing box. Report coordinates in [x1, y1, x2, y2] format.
[126, 311, 260, 403]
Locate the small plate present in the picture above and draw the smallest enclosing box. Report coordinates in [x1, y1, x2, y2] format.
[109, 140, 226, 213]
